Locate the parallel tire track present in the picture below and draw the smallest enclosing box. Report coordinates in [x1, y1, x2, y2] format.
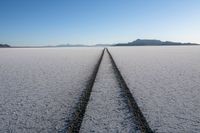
[106, 48, 154, 133]
[64, 48, 105, 133]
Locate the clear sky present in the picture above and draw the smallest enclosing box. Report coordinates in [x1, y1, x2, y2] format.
[0, 0, 200, 45]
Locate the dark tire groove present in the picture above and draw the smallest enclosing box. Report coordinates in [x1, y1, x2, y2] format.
[63, 48, 105, 133]
[106, 48, 154, 133]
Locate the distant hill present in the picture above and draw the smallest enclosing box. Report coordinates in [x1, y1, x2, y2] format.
[95, 44, 113, 47]
[115, 39, 199, 46]
[56, 44, 113, 47]
[0, 44, 10, 48]
[7, 39, 199, 48]
[56, 44, 89, 47]
[56, 44, 112, 47]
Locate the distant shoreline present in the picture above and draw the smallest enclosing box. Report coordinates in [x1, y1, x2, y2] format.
[1, 39, 199, 48]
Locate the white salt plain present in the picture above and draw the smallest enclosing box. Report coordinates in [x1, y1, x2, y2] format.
[109, 46, 200, 133]
[0, 48, 102, 133]
[80, 50, 137, 133]
[1, 46, 200, 133]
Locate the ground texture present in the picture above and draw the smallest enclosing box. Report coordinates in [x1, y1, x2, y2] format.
[0, 48, 102, 133]
[80, 50, 138, 133]
[109, 46, 200, 133]
[1, 46, 200, 133]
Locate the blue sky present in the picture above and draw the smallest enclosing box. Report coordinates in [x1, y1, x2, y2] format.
[0, 0, 200, 45]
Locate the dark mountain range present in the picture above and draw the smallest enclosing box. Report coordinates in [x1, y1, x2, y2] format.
[0, 44, 10, 48]
[115, 39, 199, 46]
[2, 39, 199, 48]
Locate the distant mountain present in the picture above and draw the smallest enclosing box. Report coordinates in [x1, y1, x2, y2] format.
[56, 44, 112, 47]
[8, 39, 198, 48]
[0, 44, 10, 48]
[95, 44, 113, 47]
[131, 39, 163, 45]
[115, 39, 199, 46]
[56, 44, 89, 47]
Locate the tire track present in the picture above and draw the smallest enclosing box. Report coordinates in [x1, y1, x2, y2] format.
[80, 49, 138, 132]
[106, 48, 153, 133]
[63, 48, 105, 133]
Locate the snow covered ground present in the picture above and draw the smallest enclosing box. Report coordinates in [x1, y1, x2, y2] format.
[0, 48, 102, 133]
[109, 46, 200, 133]
[80, 50, 137, 133]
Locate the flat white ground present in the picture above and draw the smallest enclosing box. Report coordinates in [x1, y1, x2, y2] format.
[109, 46, 200, 133]
[0, 48, 102, 133]
[80, 50, 137, 133]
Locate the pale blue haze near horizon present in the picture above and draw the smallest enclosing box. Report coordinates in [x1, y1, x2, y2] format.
[0, 0, 200, 46]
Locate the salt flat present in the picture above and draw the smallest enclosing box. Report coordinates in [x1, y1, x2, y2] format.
[1, 46, 200, 133]
[0, 48, 102, 133]
[80, 50, 137, 133]
[109, 46, 200, 133]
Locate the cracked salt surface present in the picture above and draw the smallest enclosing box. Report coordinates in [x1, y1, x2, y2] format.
[80, 51, 138, 133]
[0, 48, 102, 133]
[109, 46, 200, 133]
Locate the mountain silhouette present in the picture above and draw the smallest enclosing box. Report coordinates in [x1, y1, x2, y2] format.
[115, 39, 198, 46]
